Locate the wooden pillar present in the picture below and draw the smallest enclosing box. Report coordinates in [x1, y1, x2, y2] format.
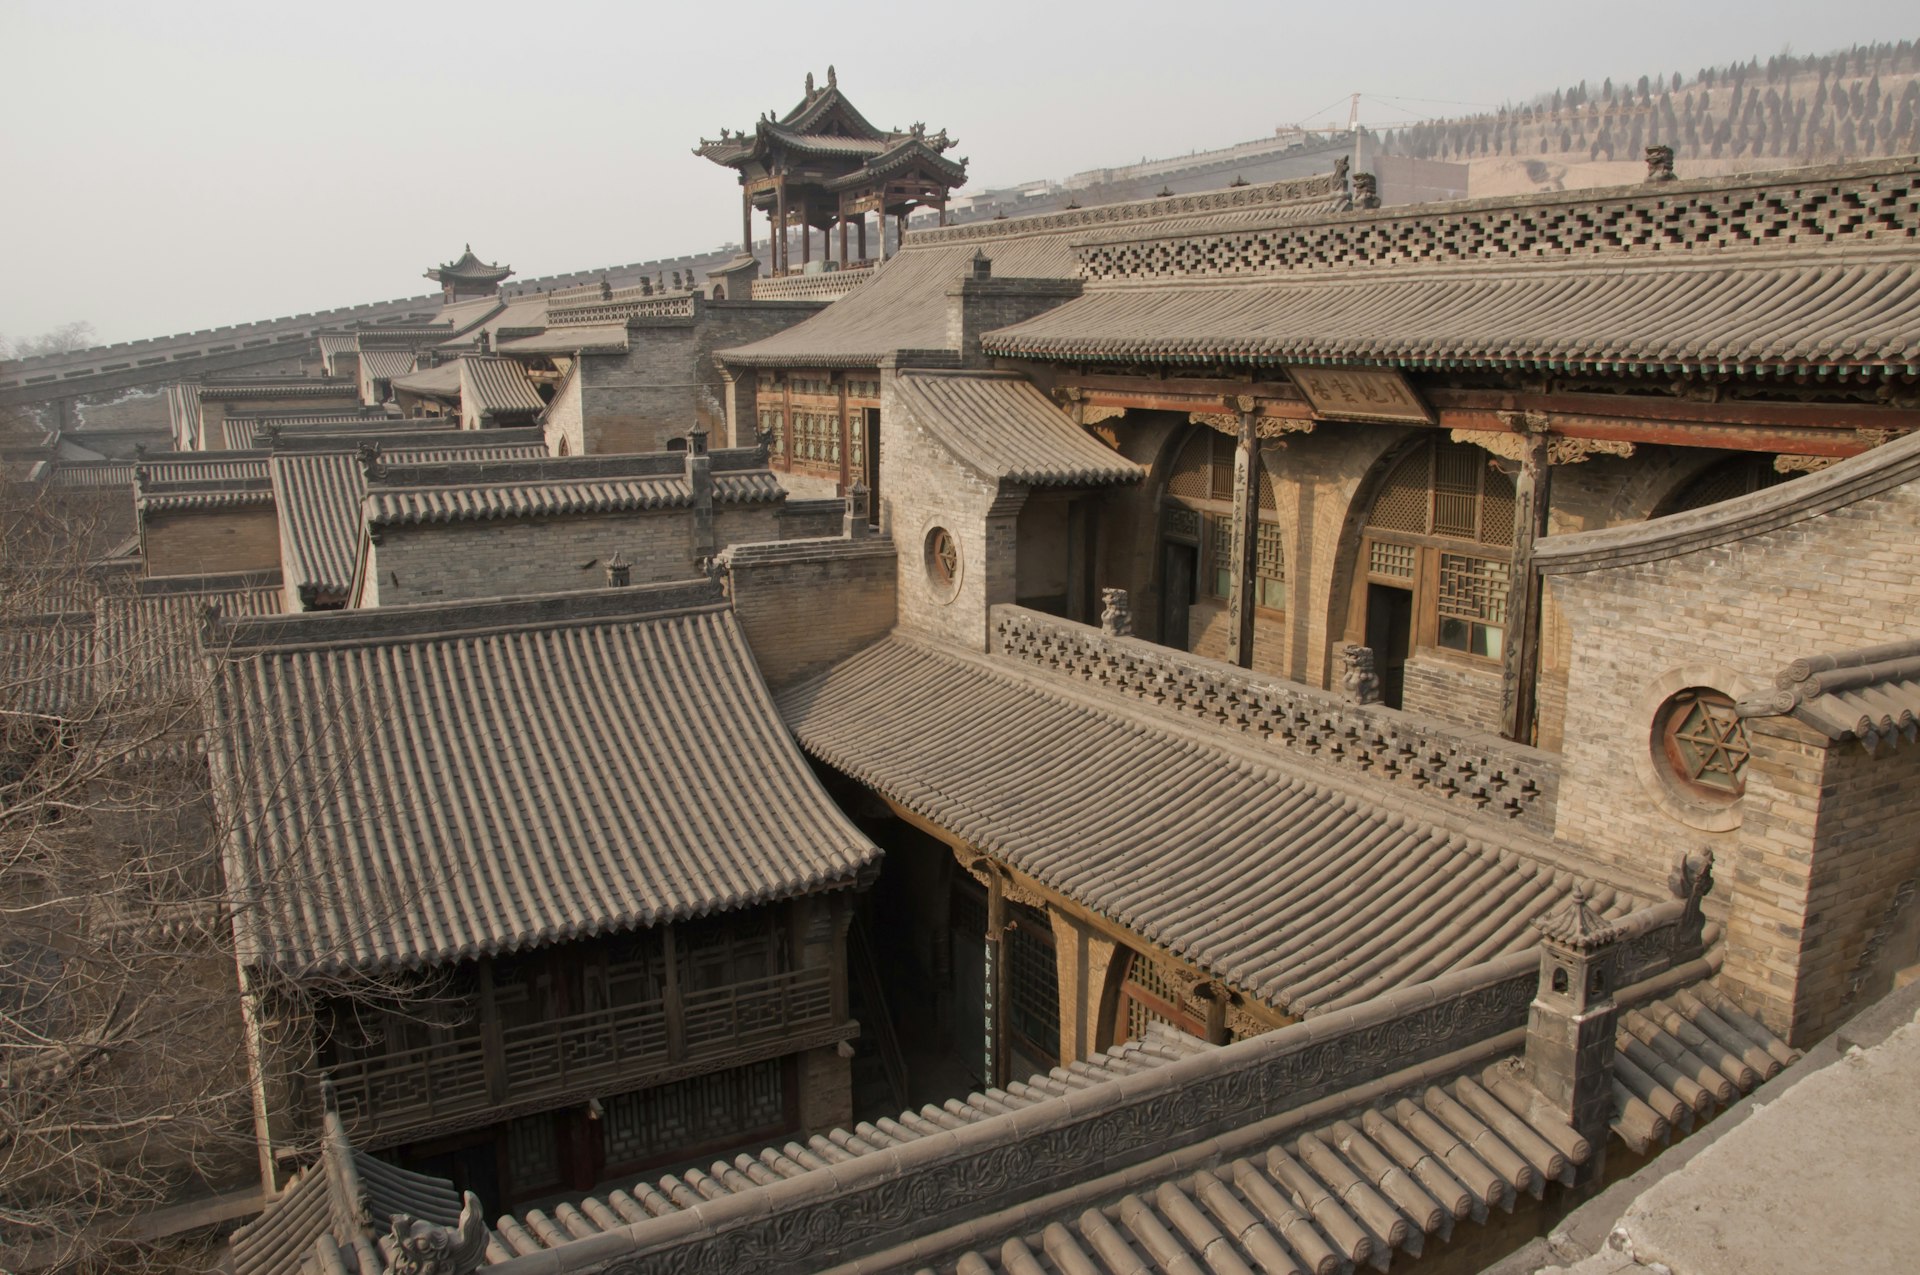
[937, 197, 948, 227]
[661, 924, 686, 1062]
[741, 185, 753, 255]
[476, 959, 508, 1104]
[857, 212, 867, 262]
[836, 373, 850, 491]
[982, 860, 1010, 1090]
[1501, 430, 1552, 743]
[1224, 403, 1260, 669]
[838, 196, 849, 266]
[774, 180, 788, 275]
[800, 200, 811, 266]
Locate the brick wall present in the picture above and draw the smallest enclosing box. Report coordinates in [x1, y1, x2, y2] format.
[726, 537, 897, 689]
[143, 507, 281, 577]
[542, 368, 583, 457]
[1402, 647, 1506, 733]
[1734, 718, 1920, 1042]
[363, 504, 783, 606]
[880, 361, 1019, 651]
[1541, 468, 1920, 1040]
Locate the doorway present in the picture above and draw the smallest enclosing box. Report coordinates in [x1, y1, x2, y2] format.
[1365, 583, 1413, 709]
[1161, 542, 1197, 651]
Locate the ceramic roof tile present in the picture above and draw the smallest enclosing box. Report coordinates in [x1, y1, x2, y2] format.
[361, 450, 782, 527]
[892, 372, 1143, 486]
[94, 572, 283, 696]
[1740, 636, 1920, 748]
[389, 361, 464, 397]
[208, 584, 880, 976]
[778, 635, 1629, 1014]
[357, 350, 418, 382]
[495, 324, 632, 355]
[981, 257, 1920, 375]
[460, 356, 547, 415]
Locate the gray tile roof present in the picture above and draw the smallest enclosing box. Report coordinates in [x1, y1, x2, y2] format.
[356, 350, 418, 383]
[271, 438, 550, 603]
[495, 324, 631, 355]
[1740, 636, 1920, 749]
[94, 572, 283, 697]
[893, 371, 1143, 486]
[900, 984, 1795, 1275]
[778, 635, 1632, 1015]
[229, 1107, 475, 1275]
[980, 257, 1920, 375]
[718, 174, 1349, 369]
[362, 450, 783, 527]
[0, 611, 93, 717]
[460, 356, 546, 415]
[389, 360, 464, 398]
[207, 584, 880, 976]
[483, 1027, 1213, 1266]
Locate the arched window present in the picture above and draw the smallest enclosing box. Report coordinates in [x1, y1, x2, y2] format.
[1356, 439, 1517, 705]
[1162, 428, 1285, 611]
[1655, 454, 1794, 517]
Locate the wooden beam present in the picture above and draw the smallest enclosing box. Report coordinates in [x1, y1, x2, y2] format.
[1225, 405, 1259, 669]
[1502, 430, 1551, 744]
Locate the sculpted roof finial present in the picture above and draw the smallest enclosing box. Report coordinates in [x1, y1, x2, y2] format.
[1532, 886, 1624, 953]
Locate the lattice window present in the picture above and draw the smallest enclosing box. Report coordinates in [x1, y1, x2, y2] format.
[679, 912, 789, 992]
[1126, 992, 1178, 1044]
[1657, 454, 1794, 516]
[1659, 689, 1752, 798]
[1164, 506, 1201, 541]
[1369, 540, 1417, 580]
[792, 412, 840, 468]
[848, 413, 864, 471]
[599, 1059, 787, 1171]
[1368, 448, 1431, 532]
[507, 1112, 559, 1193]
[605, 929, 665, 1006]
[1166, 430, 1213, 500]
[1437, 553, 1510, 659]
[1206, 515, 1284, 608]
[951, 883, 987, 940]
[1007, 914, 1059, 1063]
[757, 408, 786, 461]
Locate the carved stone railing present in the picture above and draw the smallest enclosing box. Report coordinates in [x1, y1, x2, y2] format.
[545, 294, 699, 325]
[989, 605, 1560, 833]
[325, 966, 837, 1148]
[750, 270, 874, 302]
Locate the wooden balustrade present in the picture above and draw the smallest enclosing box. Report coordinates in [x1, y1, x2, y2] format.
[324, 966, 836, 1146]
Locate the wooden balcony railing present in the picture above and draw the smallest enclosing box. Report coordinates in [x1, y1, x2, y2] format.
[324, 966, 837, 1146]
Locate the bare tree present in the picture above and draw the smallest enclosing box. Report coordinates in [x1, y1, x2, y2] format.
[0, 454, 436, 1271]
[0, 322, 97, 364]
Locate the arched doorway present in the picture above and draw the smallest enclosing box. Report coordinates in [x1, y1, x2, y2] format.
[1156, 426, 1286, 666]
[1349, 437, 1517, 710]
[1102, 947, 1205, 1047]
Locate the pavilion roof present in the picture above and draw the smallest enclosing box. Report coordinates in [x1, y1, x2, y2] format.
[425, 244, 513, 286]
[694, 69, 961, 187]
[206, 582, 881, 976]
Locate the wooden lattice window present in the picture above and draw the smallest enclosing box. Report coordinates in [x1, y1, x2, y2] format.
[1007, 911, 1059, 1064]
[1206, 515, 1285, 609]
[1658, 688, 1752, 798]
[1367, 439, 1515, 546]
[1657, 454, 1794, 516]
[1436, 553, 1510, 659]
[598, 1059, 787, 1172]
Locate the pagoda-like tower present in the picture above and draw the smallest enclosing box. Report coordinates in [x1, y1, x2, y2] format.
[425, 245, 514, 301]
[695, 67, 967, 276]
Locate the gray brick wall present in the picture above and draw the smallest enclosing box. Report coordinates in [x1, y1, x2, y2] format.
[727, 538, 897, 688]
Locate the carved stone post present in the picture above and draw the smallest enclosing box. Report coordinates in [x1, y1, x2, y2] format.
[1502, 426, 1551, 744]
[1525, 890, 1623, 1185]
[1225, 398, 1260, 670]
[1100, 588, 1132, 637]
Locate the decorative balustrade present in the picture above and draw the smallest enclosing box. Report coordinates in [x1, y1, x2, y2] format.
[323, 965, 836, 1146]
[545, 294, 699, 326]
[990, 605, 1560, 832]
[750, 270, 875, 302]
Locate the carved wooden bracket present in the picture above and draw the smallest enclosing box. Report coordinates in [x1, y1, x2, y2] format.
[1455, 427, 1634, 466]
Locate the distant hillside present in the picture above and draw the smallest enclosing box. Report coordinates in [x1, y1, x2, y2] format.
[1371, 38, 1920, 196]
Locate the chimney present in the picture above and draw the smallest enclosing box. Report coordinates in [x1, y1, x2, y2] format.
[605, 550, 630, 587]
[686, 426, 715, 560]
[1525, 888, 1624, 1183]
[970, 249, 992, 281]
[844, 481, 870, 539]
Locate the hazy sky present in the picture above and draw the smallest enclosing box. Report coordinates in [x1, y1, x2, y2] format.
[2, 0, 1912, 345]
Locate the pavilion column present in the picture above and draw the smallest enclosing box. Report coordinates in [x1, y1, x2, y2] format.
[801, 199, 811, 266]
[1501, 427, 1552, 744]
[857, 212, 867, 262]
[741, 185, 753, 255]
[774, 180, 789, 275]
[838, 196, 849, 266]
[980, 858, 1010, 1090]
[1224, 400, 1260, 669]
